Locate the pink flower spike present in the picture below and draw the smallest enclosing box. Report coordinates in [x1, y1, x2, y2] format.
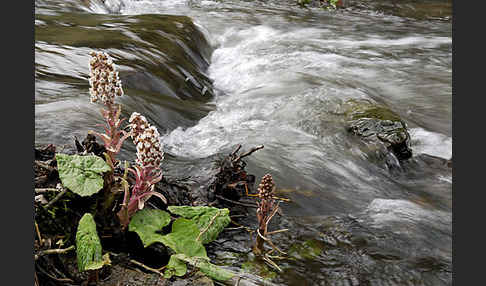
[138, 190, 168, 205]
[113, 131, 131, 154]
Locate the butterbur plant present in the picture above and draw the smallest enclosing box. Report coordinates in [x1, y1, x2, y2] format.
[254, 174, 278, 254]
[253, 174, 288, 272]
[117, 112, 167, 229]
[88, 51, 130, 171]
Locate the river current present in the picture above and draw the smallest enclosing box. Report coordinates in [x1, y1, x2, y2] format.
[35, 0, 452, 284]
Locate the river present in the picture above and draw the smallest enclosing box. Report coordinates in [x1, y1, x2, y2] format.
[35, 0, 452, 284]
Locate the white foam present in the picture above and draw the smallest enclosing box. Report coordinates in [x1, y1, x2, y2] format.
[313, 36, 451, 49]
[438, 175, 452, 184]
[409, 128, 452, 159]
[365, 199, 451, 227]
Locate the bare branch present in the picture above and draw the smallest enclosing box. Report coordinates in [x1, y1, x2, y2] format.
[215, 195, 258, 208]
[35, 188, 61, 194]
[130, 259, 164, 276]
[35, 245, 75, 260]
[44, 188, 68, 209]
[231, 144, 242, 157]
[233, 145, 264, 163]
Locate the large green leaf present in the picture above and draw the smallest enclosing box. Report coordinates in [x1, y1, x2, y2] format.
[128, 209, 172, 247]
[128, 210, 207, 258]
[167, 206, 231, 244]
[76, 213, 111, 272]
[160, 218, 208, 258]
[172, 254, 235, 281]
[163, 255, 188, 279]
[56, 154, 111, 197]
[129, 208, 232, 281]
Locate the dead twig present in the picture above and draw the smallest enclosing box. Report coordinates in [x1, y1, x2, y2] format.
[262, 255, 283, 273]
[233, 145, 264, 164]
[230, 220, 254, 233]
[230, 144, 242, 158]
[34, 271, 39, 286]
[266, 228, 289, 235]
[44, 187, 68, 209]
[35, 245, 75, 261]
[197, 210, 221, 242]
[130, 259, 164, 276]
[35, 264, 74, 283]
[215, 194, 258, 208]
[35, 220, 42, 243]
[35, 188, 62, 194]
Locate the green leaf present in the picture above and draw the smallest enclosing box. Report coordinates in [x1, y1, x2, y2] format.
[56, 154, 111, 197]
[128, 210, 207, 258]
[167, 206, 231, 244]
[163, 255, 188, 279]
[76, 213, 110, 272]
[172, 254, 235, 281]
[129, 208, 232, 281]
[128, 209, 172, 247]
[160, 218, 208, 258]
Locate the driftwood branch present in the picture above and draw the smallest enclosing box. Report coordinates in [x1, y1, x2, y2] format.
[231, 144, 242, 157]
[233, 145, 264, 164]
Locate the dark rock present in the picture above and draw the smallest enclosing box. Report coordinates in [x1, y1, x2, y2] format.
[35, 144, 56, 161]
[81, 133, 107, 157]
[348, 118, 412, 160]
[344, 99, 412, 162]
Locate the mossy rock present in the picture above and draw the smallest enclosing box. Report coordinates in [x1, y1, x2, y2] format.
[343, 99, 403, 123]
[344, 99, 412, 161]
[241, 254, 278, 280]
[288, 239, 325, 260]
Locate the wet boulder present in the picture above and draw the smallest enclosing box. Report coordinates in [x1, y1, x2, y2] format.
[344, 99, 412, 162]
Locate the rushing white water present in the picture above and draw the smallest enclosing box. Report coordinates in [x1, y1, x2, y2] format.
[58, 0, 452, 215]
[36, 0, 452, 283]
[409, 127, 452, 159]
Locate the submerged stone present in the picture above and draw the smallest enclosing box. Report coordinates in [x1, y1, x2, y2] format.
[288, 239, 325, 260]
[241, 254, 278, 280]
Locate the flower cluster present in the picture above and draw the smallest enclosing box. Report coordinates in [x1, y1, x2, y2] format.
[257, 174, 276, 200]
[128, 112, 164, 168]
[89, 51, 124, 105]
[253, 173, 279, 255]
[256, 174, 277, 227]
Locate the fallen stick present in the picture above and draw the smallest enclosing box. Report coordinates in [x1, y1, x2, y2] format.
[35, 220, 42, 243]
[233, 145, 264, 164]
[35, 264, 73, 283]
[35, 188, 62, 193]
[130, 259, 164, 276]
[35, 245, 75, 260]
[44, 188, 68, 209]
[215, 195, 258, 208]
